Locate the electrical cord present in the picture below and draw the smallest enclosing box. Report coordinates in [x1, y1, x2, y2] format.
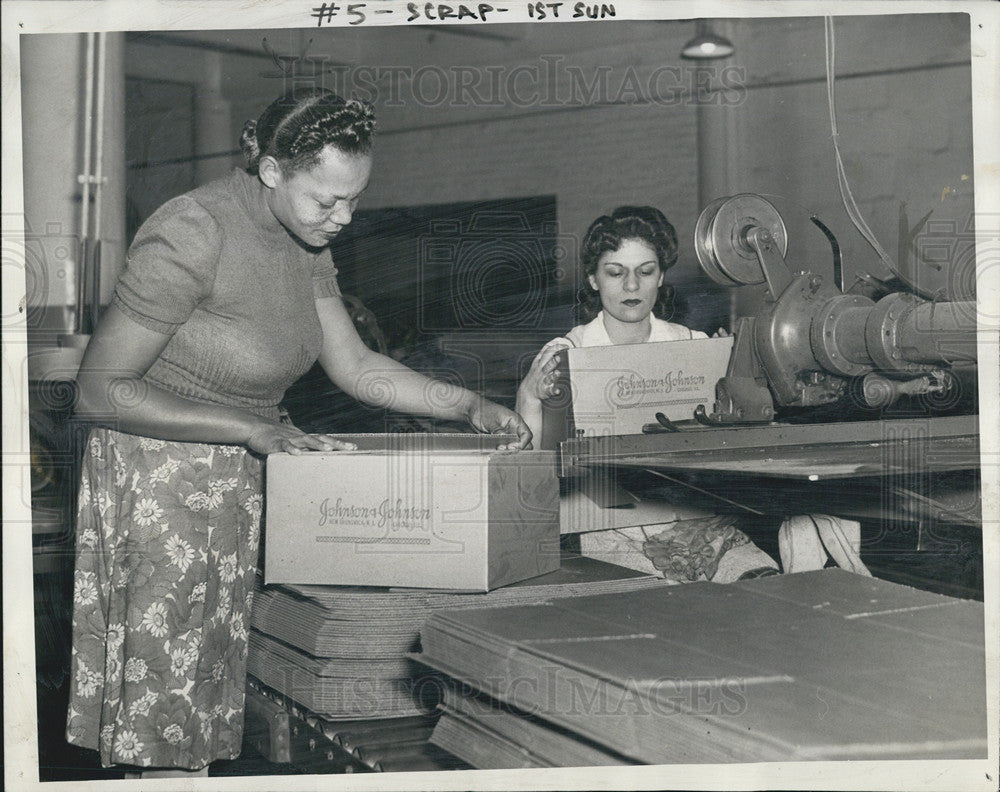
[824, 16, 901, 281]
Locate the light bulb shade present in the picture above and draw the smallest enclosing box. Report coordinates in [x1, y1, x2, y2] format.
[681, 21, 735, 60]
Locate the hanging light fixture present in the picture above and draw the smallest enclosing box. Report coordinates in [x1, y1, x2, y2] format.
[681, 19, 735, 60]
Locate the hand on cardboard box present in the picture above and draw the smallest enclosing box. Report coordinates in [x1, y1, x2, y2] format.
[465, 398, 532, 450]
[246, 423, 358, 455]
[711, 327, 731, 338]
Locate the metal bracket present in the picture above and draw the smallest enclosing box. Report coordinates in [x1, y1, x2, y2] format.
[746, 226, 793, 301]
[698, 317, 774, 424]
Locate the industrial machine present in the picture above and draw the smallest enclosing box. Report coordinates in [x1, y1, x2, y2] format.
[559, 194, 983, 593]
[692, 193, 977, 424]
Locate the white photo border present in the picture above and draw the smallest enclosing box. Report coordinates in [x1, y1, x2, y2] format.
[3, 1, 998, 790]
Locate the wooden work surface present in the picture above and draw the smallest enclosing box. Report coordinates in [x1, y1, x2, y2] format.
[417, 569, 987, 764]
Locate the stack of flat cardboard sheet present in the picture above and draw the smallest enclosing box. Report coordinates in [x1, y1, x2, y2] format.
[418, 569, 987, 765]
[248, 554, 670, 721]
[431, 685, 635, 769]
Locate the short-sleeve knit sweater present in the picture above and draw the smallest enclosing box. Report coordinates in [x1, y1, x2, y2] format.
[114, 168, 341, 421]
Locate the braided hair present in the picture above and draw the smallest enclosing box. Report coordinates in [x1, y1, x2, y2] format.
[239, 88, 377, 175]
[577, 205, 678, 324]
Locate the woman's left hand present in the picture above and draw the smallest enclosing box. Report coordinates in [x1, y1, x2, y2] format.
[466, 399, 532, 450]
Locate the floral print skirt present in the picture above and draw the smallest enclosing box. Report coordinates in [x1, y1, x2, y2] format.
[65, 428, 263, 769]
[579, 515, 779, 584]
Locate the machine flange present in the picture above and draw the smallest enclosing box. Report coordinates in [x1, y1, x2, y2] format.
[694, 194, 789, 287]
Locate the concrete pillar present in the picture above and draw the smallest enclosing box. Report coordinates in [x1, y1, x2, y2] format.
[20, 33, 84, 336]
[100, 33, 127, 307]
[692, 20, 745, 328]
[194, 51, 233, 186]
[20, 32, 126, 335]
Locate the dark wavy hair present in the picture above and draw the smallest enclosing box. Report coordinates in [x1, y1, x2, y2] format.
[577, 205, 678, 324]
[239, 88, 377, 175]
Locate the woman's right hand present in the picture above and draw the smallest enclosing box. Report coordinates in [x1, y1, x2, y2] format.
[521, 340, 570, 402]
[245, 424, 358, 455]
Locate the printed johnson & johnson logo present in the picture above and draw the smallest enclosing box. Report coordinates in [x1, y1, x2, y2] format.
[615, 370, 706, 399]
[318, 497, 432, 528]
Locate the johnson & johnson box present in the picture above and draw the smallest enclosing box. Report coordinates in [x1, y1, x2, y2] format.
[540, 336, 735, 449]
[264, 434, 560, 590]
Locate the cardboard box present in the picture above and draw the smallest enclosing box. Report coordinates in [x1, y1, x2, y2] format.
[540, 336, 734, 449]
[559, 473, 712, 535]
[265, 434, 560, 590]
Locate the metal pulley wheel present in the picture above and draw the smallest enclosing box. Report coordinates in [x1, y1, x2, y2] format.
[694, 194, 789, 286]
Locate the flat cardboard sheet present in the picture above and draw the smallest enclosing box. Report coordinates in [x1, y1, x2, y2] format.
[247, 632, 437, 720]
[430, 686, 634, 769]
[416, 569, 987, 764]
[561, 415, 981, 481]
[250, 554, 670, 657]
[248, 554, 671, 721]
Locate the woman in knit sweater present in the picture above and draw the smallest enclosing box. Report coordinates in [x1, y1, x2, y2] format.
[66, 88, 529, 776]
